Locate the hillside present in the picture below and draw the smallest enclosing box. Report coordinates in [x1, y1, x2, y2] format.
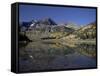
[62, 22, 96, 41]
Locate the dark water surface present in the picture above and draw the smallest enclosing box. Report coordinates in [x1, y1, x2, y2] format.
[19, 41, 96, 72]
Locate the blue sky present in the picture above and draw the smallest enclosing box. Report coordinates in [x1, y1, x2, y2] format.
[19, 4, 96, 26]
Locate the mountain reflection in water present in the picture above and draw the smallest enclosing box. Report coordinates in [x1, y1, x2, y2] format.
[19, 41, 96, 72]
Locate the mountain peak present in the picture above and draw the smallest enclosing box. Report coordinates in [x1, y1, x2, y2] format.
[65, 22, 79, 30]
[39, 17, 57, 25]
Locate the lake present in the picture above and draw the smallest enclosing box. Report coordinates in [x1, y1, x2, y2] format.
[19, 41, 96, 72]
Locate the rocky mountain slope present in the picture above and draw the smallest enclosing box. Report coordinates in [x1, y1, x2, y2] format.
[62, 22, 96, 41]
[19, 18, 96, 41]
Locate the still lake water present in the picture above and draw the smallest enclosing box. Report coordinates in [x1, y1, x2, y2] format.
[19, 41, 96, 72]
